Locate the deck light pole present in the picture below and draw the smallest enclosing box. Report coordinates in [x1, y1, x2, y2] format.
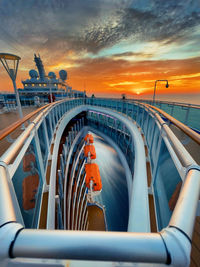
[0, 53, 23, 119]
[153, 80, 169, 105]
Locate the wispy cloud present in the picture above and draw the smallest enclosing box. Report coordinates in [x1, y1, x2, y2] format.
[0, 0, 200, 98]
[110, 51, 154, 61]
[170, 72, 200, 80]
[108, 81, 139, 87]
[0, 0, 199, 57]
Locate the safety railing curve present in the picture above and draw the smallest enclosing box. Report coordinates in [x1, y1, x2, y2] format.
[0, 97, 199, 267]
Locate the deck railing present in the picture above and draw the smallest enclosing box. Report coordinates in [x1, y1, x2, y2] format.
[0, 97, 199, 266]
[134, 98, 200, 132]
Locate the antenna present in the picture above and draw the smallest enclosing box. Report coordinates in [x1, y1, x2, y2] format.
[0, 53, 23, 119]
[34, 54, 46, 80]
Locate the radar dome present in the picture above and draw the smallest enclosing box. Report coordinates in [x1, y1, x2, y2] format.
[29, 69, 38, 78]
[59, 70, 67, 81]
[48, 72, 56, 79]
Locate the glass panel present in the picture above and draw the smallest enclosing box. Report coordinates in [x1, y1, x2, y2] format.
[150, 125, 160, 171]
[154, 142, 182, 230]
[169, 124, 200, 164]
[187, 107, 200, 131]
[146, 116, 154, 147]
[37, 122, 48, 166]
[12, 140, 43, 228]
[45, 115, 52, 141]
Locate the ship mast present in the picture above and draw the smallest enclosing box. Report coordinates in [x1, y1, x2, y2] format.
[34, 54, 46, 81]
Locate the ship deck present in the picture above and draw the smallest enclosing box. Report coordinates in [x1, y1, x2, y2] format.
[0, 106, 40, 156]
[190, 216, 200, 267]
[0, 105, 199, 266]
[87, 204, 106, 231]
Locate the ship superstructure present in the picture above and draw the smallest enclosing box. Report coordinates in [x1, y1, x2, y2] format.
[19, 54, 85, 99]
[0, 54, 85, 109]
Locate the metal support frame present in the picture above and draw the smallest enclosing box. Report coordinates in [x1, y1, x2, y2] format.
[77, 187, 87, 230]
[33, 132, 46, 184]
[68, 144, 84, 230]
[75, 173, 86, 230]
[4, 227, 185, 264]
[63, 127, 88, 229]
[47, 106, 87, 229]
[72, 160, 86, 230]
[0, 98, 199, 266]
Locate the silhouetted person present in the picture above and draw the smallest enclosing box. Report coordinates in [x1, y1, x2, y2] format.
[48, 93, 55, 103]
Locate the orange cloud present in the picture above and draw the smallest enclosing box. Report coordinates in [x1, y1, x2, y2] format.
[1, 56, 200, 100]
[67, 56, 200, 96]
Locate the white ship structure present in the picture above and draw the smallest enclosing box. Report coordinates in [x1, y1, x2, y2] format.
[0, 54, 85, 108]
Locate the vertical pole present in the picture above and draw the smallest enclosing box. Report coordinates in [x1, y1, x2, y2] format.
[12, 79, 23, 119]
[151, 137, 164, 186]
[141, 108, 145, 130]
[42, 119, 50, 148]
[184, 105, 190, 126]
[170, 104, 174, 116]
[149, 120, 156, 155]
[55, 106, 59, 123]
[47, 114, 53, 138]
[50, 110, 55, 130]
[50, 83, 53, 103]
[33, 132, 46, 184]
[60, 154, 65, 179]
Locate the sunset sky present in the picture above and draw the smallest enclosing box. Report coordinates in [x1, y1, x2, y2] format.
[0, 0, 200, 103]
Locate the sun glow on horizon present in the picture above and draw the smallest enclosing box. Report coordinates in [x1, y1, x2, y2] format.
[0, 0, 199, 105]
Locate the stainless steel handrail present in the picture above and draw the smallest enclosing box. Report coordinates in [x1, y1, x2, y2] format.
[0, 99, 78, 142]
[1, 113, 44, 165]
[0, 98, 199, 266]
[0, 166, 17, 225]
[169, 169, 200, 239]
[12, 230, 167, 263]
[146, 104, 200, 145]
[0, 99, 78, 165]
[141, 103, 197, 168]
[134, 98, 200, 109]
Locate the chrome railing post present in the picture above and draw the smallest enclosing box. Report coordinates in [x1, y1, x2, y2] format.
[151, 134, 165, 187]
[55, 105, 59, 122]
[184, 105, 190, 125]
[51, 108, 56, 129]
[58, 103, 62, 118]
[149, 119, 157, 154]
[58, 170, 64, 199]
[60, 154, 65, 179]
[47, 113, 53, 138]
[55, 195, 63, 229]
[42, 119, 50, 149]
[136, 104, 140, 124]
[33, 132, 46, 184]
